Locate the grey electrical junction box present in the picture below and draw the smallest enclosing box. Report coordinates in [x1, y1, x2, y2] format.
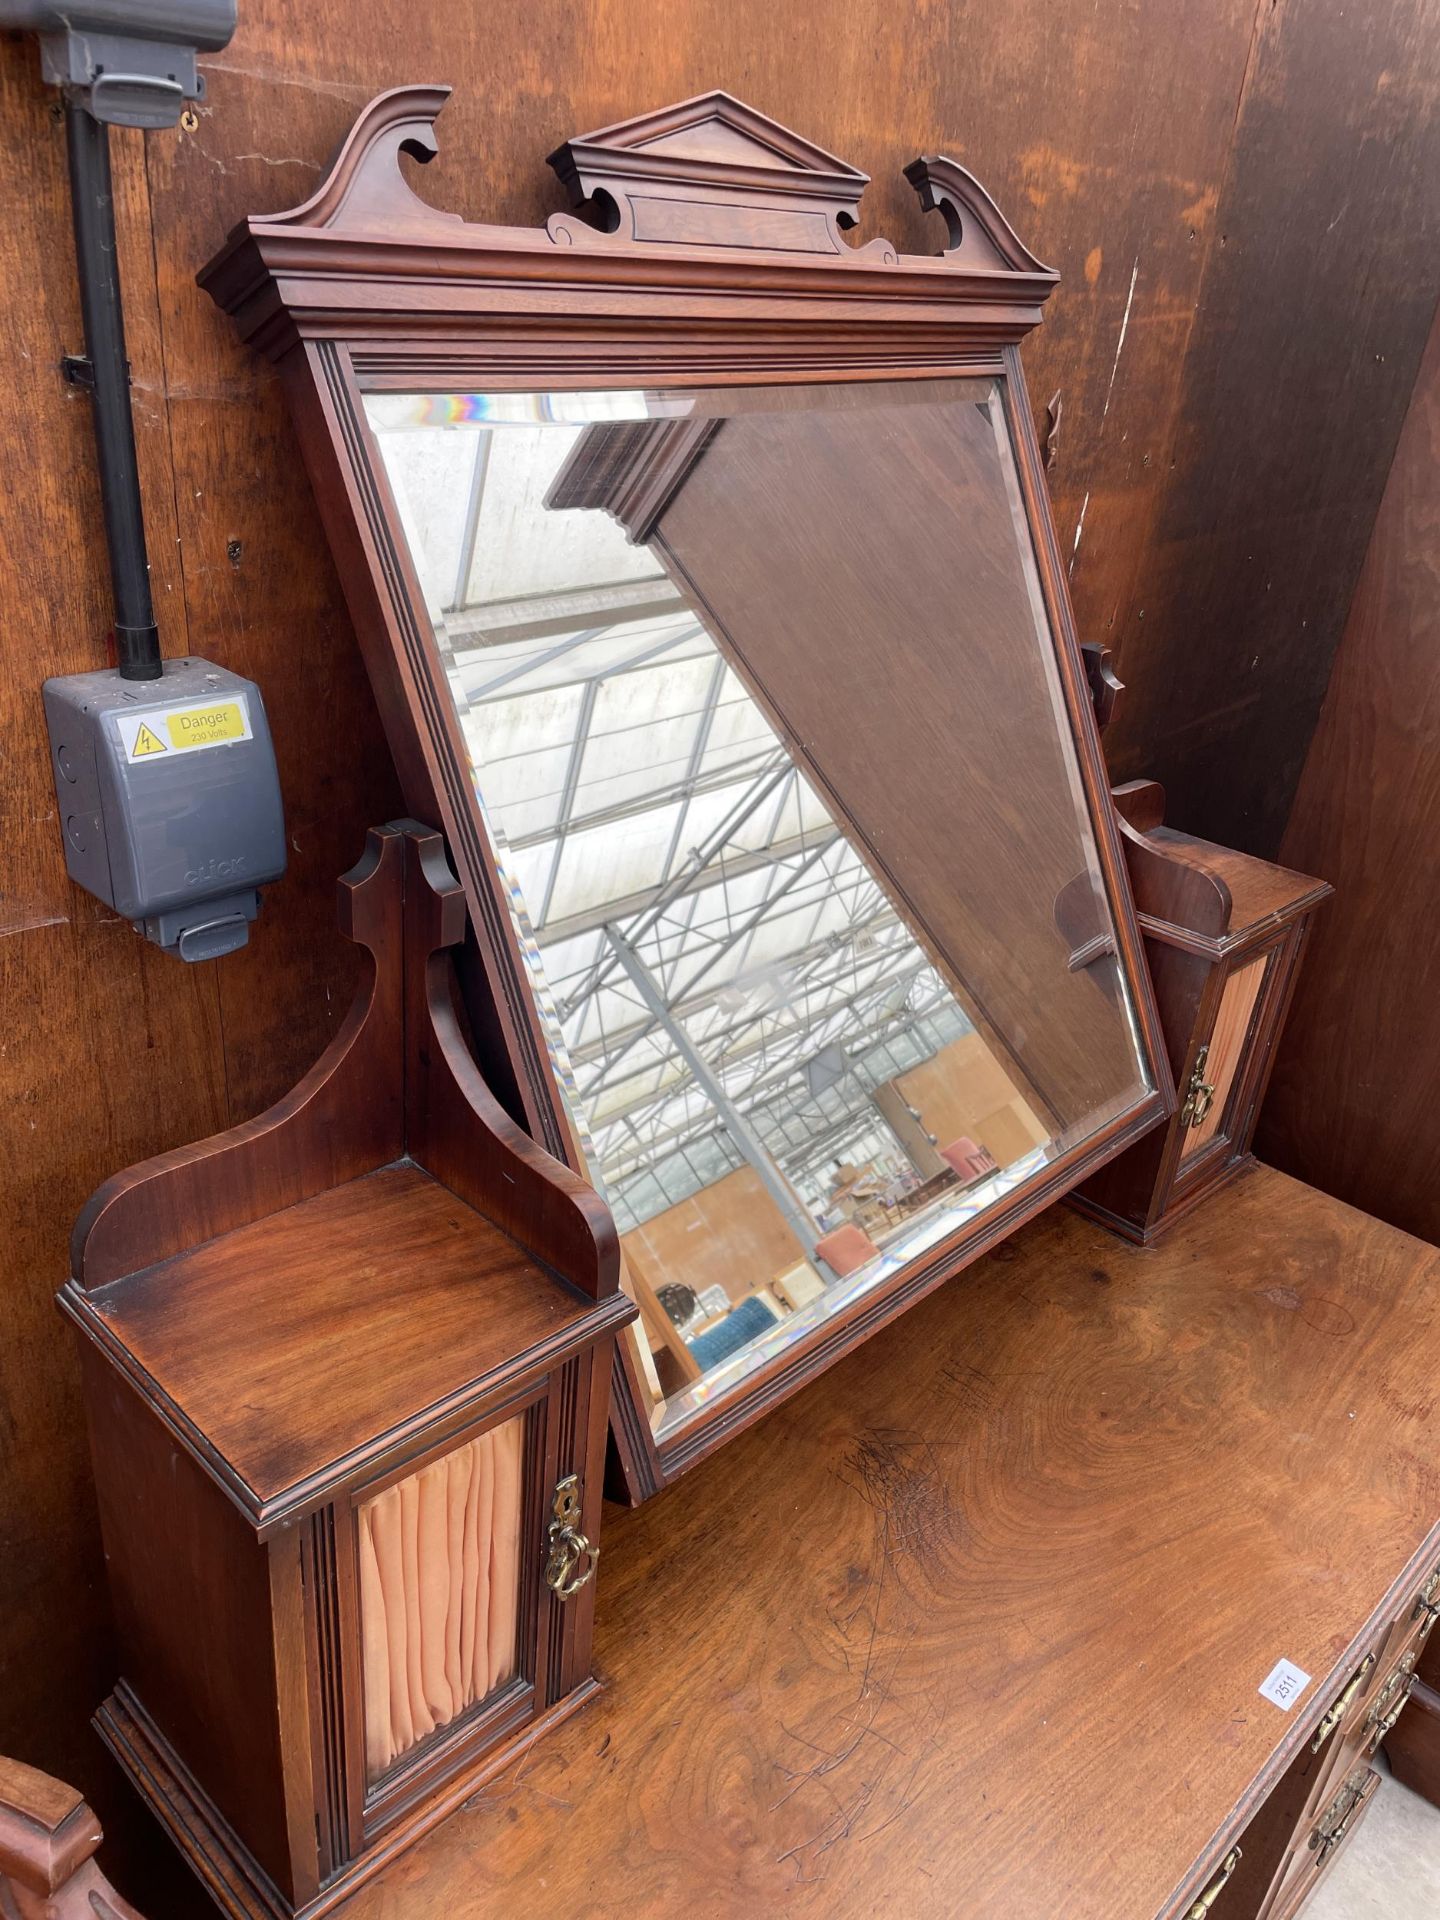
[43, 658, 286, 962]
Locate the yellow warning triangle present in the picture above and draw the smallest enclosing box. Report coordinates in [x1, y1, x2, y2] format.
[132, 723, 167, 757]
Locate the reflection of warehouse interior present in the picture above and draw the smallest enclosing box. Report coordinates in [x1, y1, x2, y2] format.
[383, 408, 1057, 1418]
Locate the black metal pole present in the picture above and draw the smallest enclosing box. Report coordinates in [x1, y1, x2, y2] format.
[64, 101, 162, 682]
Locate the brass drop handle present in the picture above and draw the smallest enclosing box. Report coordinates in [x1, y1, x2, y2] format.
[1180, 1044, 1216, 1129]
[1309, 1772, 1368, 1865]
[1310, 1653, 1375, 1753]
[1186, 1847, 1242, 1918]
[1366, 1657, 1417, 1745]
[1413, 1567, 1440, 1637]
[545, 1474, 598, 1600]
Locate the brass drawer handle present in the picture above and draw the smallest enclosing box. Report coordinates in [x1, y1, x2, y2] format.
[1186, 1847, 1242, 1918]
[545, 1474, 598, 1600]
[1310, 1653, 1375, 1753]
[1413, 1567, 1440, 1637]
[1309, 1772, 1369, 1866]
[1366, 1656, 1417, 1744]
[1180, 1044, 1216, 1129]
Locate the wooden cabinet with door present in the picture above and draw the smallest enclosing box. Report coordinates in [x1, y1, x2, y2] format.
[60, 824, 634, 1918]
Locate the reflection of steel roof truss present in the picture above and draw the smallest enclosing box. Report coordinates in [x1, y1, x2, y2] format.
[439, 586, 969, 1221]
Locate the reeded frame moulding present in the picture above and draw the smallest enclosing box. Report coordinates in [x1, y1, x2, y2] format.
[200, 84, 1175, 1501]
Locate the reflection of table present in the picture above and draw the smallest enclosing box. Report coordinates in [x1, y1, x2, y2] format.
[825, 1171, 964, 1247]
[883, 1166, 960, 1225]
[346, 1165, 1440, 1920]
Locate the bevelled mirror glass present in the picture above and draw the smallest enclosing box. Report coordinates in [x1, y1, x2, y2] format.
[365, 377, 1152, 1439]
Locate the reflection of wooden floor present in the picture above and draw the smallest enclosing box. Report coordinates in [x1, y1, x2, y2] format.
[344, 1165, 1440, 1920]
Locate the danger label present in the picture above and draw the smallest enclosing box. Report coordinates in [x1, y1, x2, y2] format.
[117, 696, 252, 765]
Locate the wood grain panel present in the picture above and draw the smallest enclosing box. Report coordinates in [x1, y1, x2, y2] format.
[339, 1165, 1440, 1920]
[80, 1353, 294, 1895]
[1103, 0, 1440, 853]
[1258, 307, 1440, 1240]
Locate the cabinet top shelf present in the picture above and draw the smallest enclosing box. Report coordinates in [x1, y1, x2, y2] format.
[63, 1162, 626, 1529]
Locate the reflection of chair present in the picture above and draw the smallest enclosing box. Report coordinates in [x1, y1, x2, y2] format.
[815, 1224, 880, 1277]
[687, 1294, 779, 1371]
[940, 1136, 999, 1183]
[773, 1261, 826, 1311]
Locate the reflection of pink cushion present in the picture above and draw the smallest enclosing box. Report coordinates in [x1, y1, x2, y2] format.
[815, 1224, 880, 1277]
[941, 1136, 998, 1182]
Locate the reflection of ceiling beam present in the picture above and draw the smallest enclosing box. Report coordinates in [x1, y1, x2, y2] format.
[710, 948, 929, 1087]
[608, 1123, 735, 1195]
[464, 619, 709, 707]
[447, 579, 681, 644]
[660, 653, 726, 885]
[537, 679, 598, 927]
[737, 976, 953, 1110]
[555, 755, 790, 1022]
[462, 624, 608, 701]
[541, 821, 838, 947]
[583, 939, 936, 1131]
[509, 744, 776, 856]
[599, 992, 955, 1187]
[579, 836, 843, 1101]
[566, 873, 883, 1068]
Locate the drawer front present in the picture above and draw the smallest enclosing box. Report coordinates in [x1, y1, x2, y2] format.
[1214, 1640, 1381, 1920]
[1357, 1649, 1419, 1760]
[1206, 1551, 1440, 1920]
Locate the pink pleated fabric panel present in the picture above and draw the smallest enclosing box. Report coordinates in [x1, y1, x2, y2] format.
[358, 1417, 524, 1780]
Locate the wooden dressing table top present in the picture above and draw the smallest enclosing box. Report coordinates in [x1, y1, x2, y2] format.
[344, 1165, 1440, 1920]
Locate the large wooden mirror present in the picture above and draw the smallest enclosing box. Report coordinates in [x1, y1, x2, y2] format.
[202, 85, 1172, 1496]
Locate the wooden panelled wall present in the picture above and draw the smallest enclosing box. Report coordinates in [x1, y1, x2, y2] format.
[1257, 306, 1440, 1245]
[0, 2, 1435, 1910]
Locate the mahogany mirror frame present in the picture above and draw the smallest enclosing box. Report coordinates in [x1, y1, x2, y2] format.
[201, 84, 1174, 1502]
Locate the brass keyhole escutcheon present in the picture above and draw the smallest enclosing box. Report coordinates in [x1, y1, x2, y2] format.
[545, 1474, 598, 1600]
[1180, 1043, 1216, 1130]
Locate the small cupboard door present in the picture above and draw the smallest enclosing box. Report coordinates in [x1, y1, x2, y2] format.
[1178, 953, 1271, 1165]
[305, 1379, 561, 1869]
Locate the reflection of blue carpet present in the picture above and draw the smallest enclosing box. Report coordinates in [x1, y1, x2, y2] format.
[686, 1295, 779, 1372]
